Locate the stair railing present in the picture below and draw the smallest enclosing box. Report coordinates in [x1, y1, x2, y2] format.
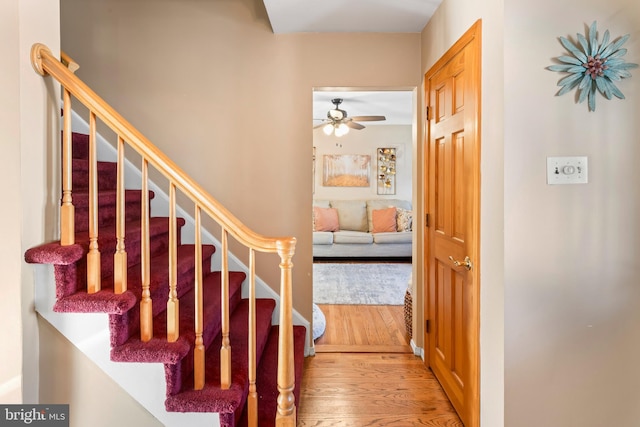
[31, 43, 297, 427]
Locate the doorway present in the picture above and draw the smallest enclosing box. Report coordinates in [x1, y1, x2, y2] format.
[424, 20, 482, 427]
[311, 89, 415, 353]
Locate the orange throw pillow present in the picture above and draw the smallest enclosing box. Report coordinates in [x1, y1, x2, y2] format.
[313, 207, 339, 232]
[372, 207, 397, 233]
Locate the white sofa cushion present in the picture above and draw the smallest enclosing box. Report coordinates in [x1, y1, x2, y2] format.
[329, 200, 368, 232]
[313, 231, 334, 245]
[333, 230, 374, 244]
[373, 231, 413, 244]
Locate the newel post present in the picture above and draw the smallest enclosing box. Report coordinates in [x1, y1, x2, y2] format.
[275, 237, 296, 427]
[31, 44, 76, 246]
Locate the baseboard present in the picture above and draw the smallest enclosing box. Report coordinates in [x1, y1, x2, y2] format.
[410, 339, 423, 359]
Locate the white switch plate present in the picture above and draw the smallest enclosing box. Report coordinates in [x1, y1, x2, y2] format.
[547, 156, 588, 185]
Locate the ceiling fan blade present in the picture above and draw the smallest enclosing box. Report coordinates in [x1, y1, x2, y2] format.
[346, 121, 365, 130]
[349, 115, 386, 122]
[314, 122, 329, 129]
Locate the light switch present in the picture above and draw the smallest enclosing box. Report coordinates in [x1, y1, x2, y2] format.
[547, 156, 588, 185]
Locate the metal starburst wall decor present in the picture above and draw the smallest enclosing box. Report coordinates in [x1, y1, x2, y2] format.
[548, 21, 638, 112]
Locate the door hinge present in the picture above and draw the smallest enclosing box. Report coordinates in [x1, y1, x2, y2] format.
[425, 106, 431, 121]
[426, 319, 431, 334]
[425, 213, 430, 228]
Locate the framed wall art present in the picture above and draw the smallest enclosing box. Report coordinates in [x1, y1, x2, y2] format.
[322, 154, 371, 187]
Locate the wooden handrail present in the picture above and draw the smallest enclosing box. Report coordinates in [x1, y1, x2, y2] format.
[31, 43, 297, 427]
[31, 43, 296, 254]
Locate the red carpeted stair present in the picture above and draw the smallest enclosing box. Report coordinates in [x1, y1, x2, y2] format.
[25, 131, 306, 426]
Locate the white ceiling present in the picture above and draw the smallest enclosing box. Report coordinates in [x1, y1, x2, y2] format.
[262, 2, 436, 127]
[262, 0, 443, 34]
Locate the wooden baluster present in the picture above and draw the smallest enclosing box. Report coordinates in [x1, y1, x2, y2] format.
[275, 239, 296, 427]
[86, 112, 101, 293]
[60, 88, 75, 246]
[220, 230, 231, 389]
[194, 205, 205, 390]
[113, 136, 127, 294]
[247, 248, 258, 427]
[140, 159, 153, 341]
[167, 183, 179, 342]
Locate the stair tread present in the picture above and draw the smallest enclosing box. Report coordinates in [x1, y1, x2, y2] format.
[25, 241, 85, 266]
[164, 298, 276, 415]
[110, 271, 244, 364]
[52, 244, 218, 314]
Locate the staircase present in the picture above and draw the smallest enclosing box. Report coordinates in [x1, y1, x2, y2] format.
[25, 45, 306, 427]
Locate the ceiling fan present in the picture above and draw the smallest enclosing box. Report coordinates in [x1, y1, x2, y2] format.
[314, 98, 386, 137]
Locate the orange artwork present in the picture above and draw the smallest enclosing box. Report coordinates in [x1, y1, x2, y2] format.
[322, 154, 370, 187]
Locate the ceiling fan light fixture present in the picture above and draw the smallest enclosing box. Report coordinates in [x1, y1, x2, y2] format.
[335, 123, 349, 137]
[328, 108, 345, 120]
[315, 97, 385, 136]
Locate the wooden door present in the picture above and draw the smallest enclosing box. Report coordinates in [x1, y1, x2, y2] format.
[425, 20, 481, 427]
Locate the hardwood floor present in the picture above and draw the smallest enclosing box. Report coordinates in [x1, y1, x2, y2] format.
[314, 304, 411, 353]
[298, 304, 463, 426]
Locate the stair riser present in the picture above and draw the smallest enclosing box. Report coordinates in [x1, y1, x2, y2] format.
[108, 257, 213, 347]
[53, 264, 81, 300]
[163, 299, 277, 421]
[70, 132, 89, 160]
[164, 284, 243, 397]
[52, 220, 191, 300]
[74, 201, 143, 232]
[72, 160, 118, 192]
[95, 228, 175, 279]
[70, 230, 175, 290]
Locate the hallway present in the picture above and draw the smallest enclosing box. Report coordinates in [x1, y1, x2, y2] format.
[297, 305, 462, 426]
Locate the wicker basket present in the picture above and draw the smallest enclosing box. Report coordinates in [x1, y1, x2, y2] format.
[403, 289, 412, 338]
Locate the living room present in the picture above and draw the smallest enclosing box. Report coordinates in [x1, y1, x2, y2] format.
[311, 89, 415, 350]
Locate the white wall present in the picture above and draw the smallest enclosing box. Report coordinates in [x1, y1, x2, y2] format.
[313, 125, 413, 202]
[504, 1, 640, 426]
[11, 0, 62, 404]
[0, 0, 23, 404]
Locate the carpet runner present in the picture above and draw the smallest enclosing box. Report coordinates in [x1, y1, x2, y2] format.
[25, 130, 306, 426]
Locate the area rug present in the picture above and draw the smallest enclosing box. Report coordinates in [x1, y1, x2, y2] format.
[313, 262, 412, 305]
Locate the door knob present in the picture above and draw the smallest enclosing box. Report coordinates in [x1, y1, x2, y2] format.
[449, 255, 473, 271]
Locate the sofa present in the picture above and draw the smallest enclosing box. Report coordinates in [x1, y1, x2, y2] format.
[313, 199, 413, 258]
